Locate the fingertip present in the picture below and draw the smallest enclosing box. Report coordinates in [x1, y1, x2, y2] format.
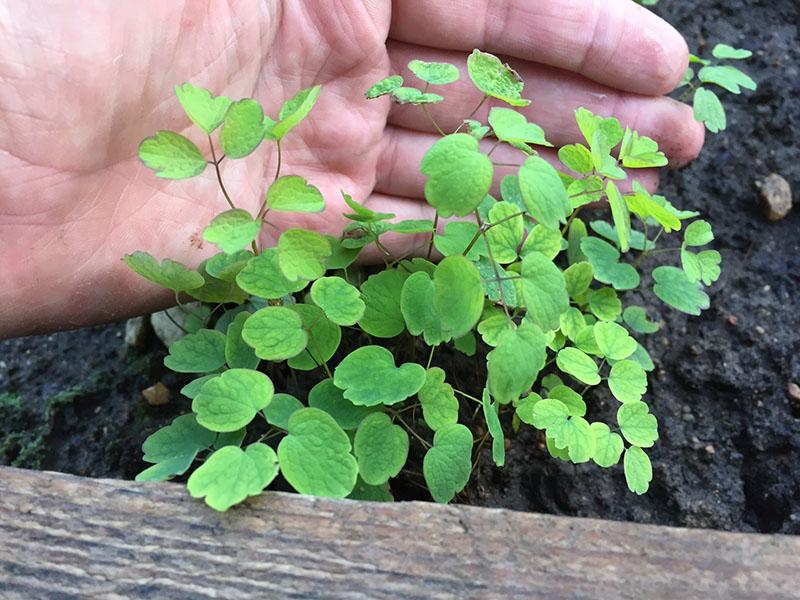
[668, 103, 706, 168]
[633, 4, 691, 95]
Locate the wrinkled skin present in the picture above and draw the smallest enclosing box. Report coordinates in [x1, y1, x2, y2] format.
[0, 0, 704, 337]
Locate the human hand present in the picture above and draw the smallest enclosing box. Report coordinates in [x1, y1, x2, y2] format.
[0, 0, 703, 338]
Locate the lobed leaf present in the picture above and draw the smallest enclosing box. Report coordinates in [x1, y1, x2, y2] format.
[138, 131, 207, 179]
[423, 424, 474, 503]
[192, 368, 274, 432]
[333, 346, 426, 407]
[174, 83, 232, 134]
[354, 413, 409, 485]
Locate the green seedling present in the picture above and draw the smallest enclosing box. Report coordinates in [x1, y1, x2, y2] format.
[129, 50, 723, 510]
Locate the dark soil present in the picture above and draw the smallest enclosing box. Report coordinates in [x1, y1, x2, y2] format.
[1, 0, 798, 533]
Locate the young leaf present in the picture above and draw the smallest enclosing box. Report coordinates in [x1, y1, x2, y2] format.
[521, 224, 562, 260]
[164, 329, 227, 373]
[286, 303, 342, 371]
[342, 191, 395, 223]
[553, 415, 595, 463]
[418, 368, 460, 431]
[487, 321, 548, 405]
[136, 414, 215, 481]
[174, 83, 232, 134]
[467, 50, 530, 107]
[588, 287, 622, 322]
[482, 390, 506, 467]
[618, 129, 668, 169]
[277, 229, 331, 282]
[423, 424, 474, 503]
[548, 385, 586, 417]
[624, 446, 652, 495]
[623, 306, 660, 334]
[267, 175, 325, 213]
[564, 262, 594, 297]
[556, 347, 601, 386]
[225, 312, 260, 370]
[408, 60, 460, 85]
[486, 201, 524, 263]
[390, 87, 444, 105]
[712, 44, 753, 60]
[519, 252, 569, 332]
[192, 368, 274, 432]
[488, 107, 552, 150]
[308, 378, 378, 430]
[606, 181, 631, 253]
[698, 65, 757, 94]
[464, 119, 491, 140]
[590, 422, 624, 468]
[236, 249, 309, 299]
[694, 87, 727, 133]
[333, 346, 426, 407]
[684, 220, 714, 246]
[567, 219, 588, 264]
[220, 99, 266, 158]
[138, 131, 207, 179]
[421, 134, 494, 218]
[202, 209, 260, 254]
[348, 477, 394, 502]
[559, 307, 586, 344]
[434, 221, 486, 260]
[518, 156, 572, 230]
[530, 398, 569, 430]
[272, 85, 321, 140]
[558, 144, 594, 174]
[608, 359, 648, 403]
[681, 249, 722, 286]
[652, 266, 710, 315]
[241, 306, 308, 361]
[188, 260, 249, 304]
[359, 269, 408, 338]
[617, 400, 658, 447]
[594, 321, 637, 360]
[263, 393, 303, 430]
[326, 235, 362, 269]
[124, 251, 205, 293]
[206, 250, 253, 282]
[400, 272, 448, 346]
[354, 413, 409, 485]
[365, 75, 404, 99]
[277, 408, 359, 498]
[580, 237, 640, 290]
[626, 182, 681, 232]
[187, 443, 279, 511]
[575, 108, 624, 149]
[433, 256, 485, 339]
[310, 277, 365, 326]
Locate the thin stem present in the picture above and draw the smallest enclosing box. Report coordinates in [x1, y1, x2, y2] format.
[426, 213, 439, 260]
[392, 413, 431, 449]
[561, 207, 582, 236]
[453, 388, 482, 404]
[162, 307, 189, 335]
[421, 104, 446, 136]
[426, 345, 437, 370]
[454, 95, 490, 133]
[208, 135, 236, 210]
[492, 162, 523, 168]
[476, 211, 513, 324]
[256, 140, 283, 220]
[486, 140, 502, 157]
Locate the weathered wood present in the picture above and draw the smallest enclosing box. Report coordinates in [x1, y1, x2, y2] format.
[0, 467, 797, 599]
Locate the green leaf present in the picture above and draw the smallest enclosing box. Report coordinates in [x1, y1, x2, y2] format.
[408, 60, 460, 85]
[589, 221, 653, 252]
[618, 129, 668, 169]
[236, 249, 309, 299]
[333, 346, 426, 407]
[489, 107, 551, 150]
[188, 260, 249, 304]
[433, 256, 485, 339]
[486, 201, 524, 264]
[515, 392, 542, 425]
[548, 385, 586, 417]
[464, 119, 491, 140]
[530, 398, 569, 430]
[606, 181, 631, 253]
[164, 329, 226, 373]
[454, 332, 477, 357]
[521, 224, 562, 260]
[554, 416, 595, 463]
[138, 131, 207, 179]
[277, 407, 358, 498]
[421, 133, 494, 218]
[418, 368, 460, 431]
[477, 312, 511, 347]
[310, 277, 365, 326]
[519, 252, 569, 331]
[575, 108, 624, 149]
[630, 343, 655, 372]
[467, 50, 530, 107]
[617, 400, 658, 447]
[681, 249, 722, 286]
[652, 266, 710, 315]
[326, 235, 362, 269]
[359, 269, 408, 338]
[698, 65, 757, 94]
[308, 379, 378, 430]
[267, 175, 325, 213]
[354, 413, 409, 485]
[202, 209, 260, 254]
[180, 374, 218, 400]
[220, 99, 266, 158]
[487, 321, 548, 405]
[174, 83, 232, 134]
[187, 443, 278, 511]
[624, 446, 652, 495]
[564, 262, 593, 297]
[388, 219, 435, 235]
[365, 75, 403, 99]
[694, 87, 727, 133]
[348, 477, 394, 502]
[556, 347, 601, 385]
[124, 251, 204, 293]
[608, 360, 648, 403]
[559, 307, 586, 343]
[558, 144, 594, 174]
[684, 220, 714, 246]
[518, 156, 571, 230]
[476, 258, 518, 307]
[575, 325, 602, 356]
[342, 191, 395, 223]
[214, 429, 246, 450]
[580, 237, 640, 290]
[263, 393, 303, 430]
[594, 321, 637, 360]
[482, 390, 506, 467]
[590, 422, 624, 468]
[568, 176, 605, 209]
[137, 414, 215, 481]
[434, 221, 486, 260]
[712, 43, 753, 60]
[423, 424, 474, 503]
[588, 287, 622, 321]
[390, 87, 444, 105]
[287, 303, 342, 371]
[225, 312, 260, 370]
[400, 272, 448, 346]
[206, 250, 253, 282]
[272, 85, 321, 140]
[568, 219, 588, 264]
[241, 306, 308, 361]
[626, 183, 681, 232]
[623, 306, 660, 334]
[277, 229, 331, 282]
[192, 368, 274, 432]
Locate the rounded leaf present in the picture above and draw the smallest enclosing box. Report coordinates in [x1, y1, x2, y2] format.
[287, 303, 342, 371]
[203, 209, 260, 254]
[433, 256, 484, 339]
[556, 347, 601, 386]
[236, 249, 309, 299]
[308, 378, 378, 430]
[467, 50, 530, 107]
[590, 422, 624, 468]
[617, 400, 658, 448]
[310, 277, 365, 326]
[354, 413, 409, 485]
[594, 321, 637, 360]
[267, 175, 325, 213]
[272, 85, 321, 140]
[608, 360, 648, 403]
[418, 367, 459, 431]
[138, 131, 207, 179]
[174, 83, 232, 134]
[241, 307, 308, 361]
[220, 98, 266, 158]
[277, 229, 331, 282]
[408, 59, 460, 85]
[333, 346, 426, 407]
[624, 446, 652, 495]
[423, 424, 474, 503]
[192, 369, 274, 432]
[164, 329, 227, 374]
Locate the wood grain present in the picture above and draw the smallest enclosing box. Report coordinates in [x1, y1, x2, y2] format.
[0, 466, 797, 599]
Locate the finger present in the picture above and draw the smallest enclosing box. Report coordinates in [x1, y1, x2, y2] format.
[375, 126, 660, 201]
[386, 42, 705, 167]
[390, 0, 689, 95]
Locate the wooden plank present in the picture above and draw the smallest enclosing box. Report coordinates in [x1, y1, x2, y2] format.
[0, 467, 797, 599]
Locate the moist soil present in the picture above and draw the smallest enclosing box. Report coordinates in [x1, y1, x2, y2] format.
[1, 0, 798, 533]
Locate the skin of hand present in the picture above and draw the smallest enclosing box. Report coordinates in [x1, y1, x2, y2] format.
[0, 0, 704, 338]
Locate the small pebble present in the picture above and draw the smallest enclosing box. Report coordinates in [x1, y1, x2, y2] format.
[689, 344, 702, 356]
[142, 382, 171, 406]
[124, 316, 149, 349]
[787, 382, 800, 404]
[726, 314, 738, 326]
[755, 325, 766, 335]
[705, 444, 716, 455]
[756, 173, 793, 221]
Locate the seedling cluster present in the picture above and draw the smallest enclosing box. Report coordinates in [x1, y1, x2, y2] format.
[128, 49, 743, 511]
